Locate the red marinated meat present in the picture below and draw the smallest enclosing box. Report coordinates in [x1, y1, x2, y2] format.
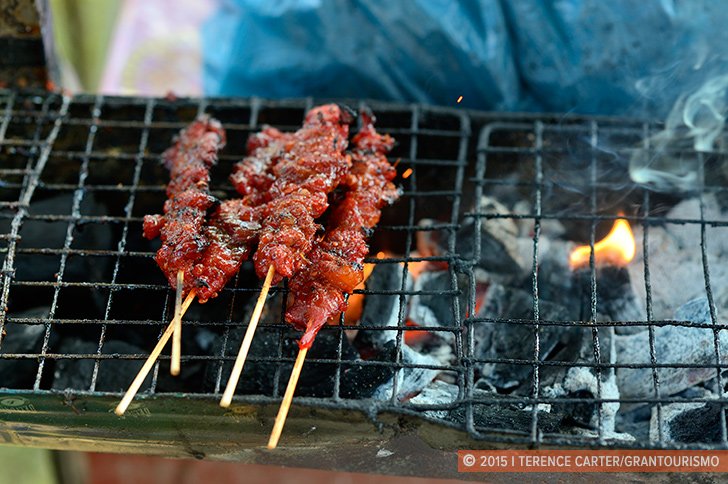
[163, 117, 226, 197]
[142, 214, 164, 239]
[285, 112, 399, 348]
[187, 126, 300, 301]
[250, 104, 353, 284]
[191, 199, 260, 302]
[145, 107, 346, 303]
[144, 107, 400, 346]
[230, 126, 291, 199]
[142, 116, 226, 296]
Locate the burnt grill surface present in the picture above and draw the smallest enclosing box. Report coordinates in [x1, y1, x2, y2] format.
[1, 89, 727, 452]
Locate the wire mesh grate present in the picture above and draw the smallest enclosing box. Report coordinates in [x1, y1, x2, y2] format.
[465, 118, 728, 449]
[1, 90, 728, 450]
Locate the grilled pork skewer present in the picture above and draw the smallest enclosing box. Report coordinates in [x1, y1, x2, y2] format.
[123, 115, 268, 411]
[140, 115, 272, 389]
[116, 117, 227, 412]
[221, 105, 354, 405]
[141, 116, 226, 377]
[268, 111, 399, 448]
[285, 111, 399, 349]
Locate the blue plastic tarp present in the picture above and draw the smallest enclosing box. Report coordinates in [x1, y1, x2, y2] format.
[202, 0, 728, 118]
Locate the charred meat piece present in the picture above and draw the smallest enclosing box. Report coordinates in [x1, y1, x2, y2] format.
[191, 199, 260, 302]
[230, 126, 291, 201]
[249, 105, 354, 284]
[286, 112, 399, 348]
[142, 116, 226, 297]
[190, 125, 293, 301]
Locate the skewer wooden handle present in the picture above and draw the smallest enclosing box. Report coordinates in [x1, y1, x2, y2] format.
[267, 346, 309, 449]
[220, 265, 275, 408]
[171, 271, 184, 376]
[115, 291, 196, 416]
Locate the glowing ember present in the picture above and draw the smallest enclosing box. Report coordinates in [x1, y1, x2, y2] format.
[342, 247, 443, 346]
[456, 95, 463, 103]
[402, 168, 413, 179]
[404, 319, 430, 344]
[343, 250, 430, 325]
[569, 218, 636, 270]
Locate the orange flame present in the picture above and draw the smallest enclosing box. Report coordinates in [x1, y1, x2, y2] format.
[569, 219, 636, 270]
[344, 252, 387, 324]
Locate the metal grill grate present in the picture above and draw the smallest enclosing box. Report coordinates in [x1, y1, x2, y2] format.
[1, 89, 728, 454]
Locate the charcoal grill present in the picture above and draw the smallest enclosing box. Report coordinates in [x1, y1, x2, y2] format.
[1, 89, 728, 477]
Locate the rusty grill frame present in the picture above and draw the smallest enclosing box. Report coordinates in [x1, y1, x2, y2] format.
[1, 89, 727, 453]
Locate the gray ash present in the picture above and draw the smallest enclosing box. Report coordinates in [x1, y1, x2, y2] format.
[409, 270, 466, 329]
[615, 297, 727, 402]
[355, 264, 441, 400]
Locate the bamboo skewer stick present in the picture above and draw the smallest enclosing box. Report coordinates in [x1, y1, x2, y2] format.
[171, 270, 184, 376]
[115, 290, 196, 416]
[220, 264, 275, 408]
[267, 346, 309, 449]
